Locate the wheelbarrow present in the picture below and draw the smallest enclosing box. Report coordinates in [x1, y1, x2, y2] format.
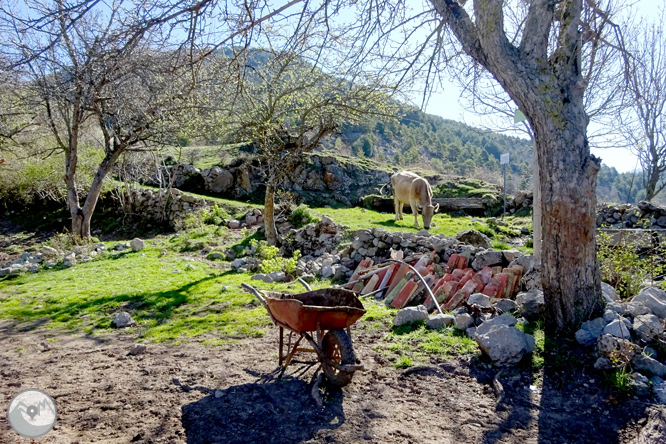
[241, 280, 366, 387]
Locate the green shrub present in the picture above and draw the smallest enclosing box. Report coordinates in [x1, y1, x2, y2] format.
[289, 204, 317, 228]
[251, 240, 301, 275]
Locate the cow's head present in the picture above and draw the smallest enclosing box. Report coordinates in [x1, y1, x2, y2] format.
[422, 203, 439, 229]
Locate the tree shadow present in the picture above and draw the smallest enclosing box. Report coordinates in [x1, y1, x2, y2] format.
[181, 371, 346, 444]
[474, 324, 650, 444]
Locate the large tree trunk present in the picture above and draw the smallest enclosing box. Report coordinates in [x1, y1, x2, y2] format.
[264, 183, 278, 246]
[532, 144, 542, 260]
[533, 114, 604, 333]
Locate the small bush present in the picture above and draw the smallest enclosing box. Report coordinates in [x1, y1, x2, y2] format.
[289, 204, 317, 228]
[251, 240, 301, 275]
[394, 355, 414, 369]
[603, 367, 633, 395]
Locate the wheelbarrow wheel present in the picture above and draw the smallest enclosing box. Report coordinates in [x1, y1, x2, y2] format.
[321, 329, 356, 387]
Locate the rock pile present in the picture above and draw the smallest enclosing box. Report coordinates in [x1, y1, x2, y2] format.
[597, 200, 666, 229]
[576, 285, 666, 403]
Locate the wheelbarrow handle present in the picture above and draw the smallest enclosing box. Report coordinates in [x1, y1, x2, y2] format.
[297, 278, 313, 292]
[241, 283, 267, 306]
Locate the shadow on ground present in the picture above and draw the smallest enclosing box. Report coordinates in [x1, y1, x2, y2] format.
[181, 373, 346, 444]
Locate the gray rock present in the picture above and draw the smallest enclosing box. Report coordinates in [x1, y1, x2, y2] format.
[633, 287, 666, 319]
[27, 264, 39, 273]
[466, 327, 477, 338]
[626, 301, 653, 317]
[0, 267, 11, 277]
[493, 299, 518, 313]
[596, 334, 638, 361]
[581, 317, 609, 338]
[454, 229, 492, 249]
[633, 354, 666, 378]
[509, 255, 541, 291]
[467, 293, 492, 307]
[112, 312, 135, 328]
[576, 329, 598, 347]
[185, 264, 196, 271]
[130, 238, 145, 252]
[454, 313, 474, 330]
[475, 324, 535, 367]
[502, 249, 523, 263]
[603, 318, 633, 339]
[630, 372, 651, 397]
[252, 274, 273, 283]
[601, 282, 619, 302]
[416, 229, 431, 237]
[603, 309, 618, 323]
[210, 252, 225, 260]
[516, 289, 545, 319]
[231, 258, 247, 270]
[475, 313, 518, 336]
[114, 242, 128, 251]
[63, 255, 76, 267]
[129, 344, 147, 356]
[471, 250, 503, 271]
[426, 314, 455, 330]
[652, 377, 666, 404]
[606, 301, 626, 314]
[633, 314, 664, 342]
[41, 246, 59, 258]
[229, 220, 241, 229]
[320, 266, 334, 279]
[593, 357, 613, 370]
[268, 271, 286, 283]
[451, 306, 468, 316]
[300, 274, 316, 283]
[393, 305, 429, 327]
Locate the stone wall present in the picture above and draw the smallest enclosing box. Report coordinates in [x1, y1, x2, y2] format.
[146, 154, 392, 207]
[597, 201, 666, 230]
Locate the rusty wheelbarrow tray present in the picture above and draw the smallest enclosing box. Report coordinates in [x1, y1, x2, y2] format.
[242, 281, 366, 387]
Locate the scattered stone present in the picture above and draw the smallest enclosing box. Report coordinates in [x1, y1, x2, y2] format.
[220, 286, 228, 292]
[454, 313, 474, 330]
[475, 313, 518, 336]
[630, 372, 651, 398]
[603, 318, 633, 339]
[493, 299, 518, 313]
[633, 314, 664, 342]
[393, 305, 429, 327]
[471, 250, 503, 271]
[130, 238, 145, 252]
[112, 312, 135, 328]
[228, 220, 241, 229]
[575, 317, 608, 346]
[603, 309, 619, 323]
[268, 271, 286, 283]
[41, 246, 59, 258]
[252, 274, 273, 283]
[129, 344, 147, 356]
[515, 289, 545, 319]
[63, 255, 76, 267]
[416, 229, 430, 237]
[466, 327, 477, 338]
[454, 229, 492, 249]
[93, 243, 105, 251]
[601, 282, 619, 303]
[231, 258, 248, 270]
[633, 287, 666, 319]
[159, 249, 168, 257]
[596, 334, 638, 362]
[626, 301, 653, 317]
[321, 266, 334, 279]
[502, 249, 522, 263]
[633, 354, 666, 378]
[114, 242, 128, 251]
[593, 357, 613, 370]
[475, 324, 535, 367]
[27, 264, 39, 273]
[300, 274, 316, 283]
[0, 267, 11, 277]
[425, 314, 455, 330]
[215, 390, 224, 399]
[185, 264, 196, 271]
[467, 293, 491, 307]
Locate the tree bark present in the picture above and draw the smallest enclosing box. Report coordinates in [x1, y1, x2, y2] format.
[532, 112, 604, 333]
[532, 144, 542, 260]
[264, 183, 278, 246]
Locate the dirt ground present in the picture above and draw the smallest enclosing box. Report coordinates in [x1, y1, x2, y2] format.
[0, 317, 655, 444]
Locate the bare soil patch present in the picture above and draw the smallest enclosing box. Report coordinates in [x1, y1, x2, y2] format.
[0, 320, 652, 444]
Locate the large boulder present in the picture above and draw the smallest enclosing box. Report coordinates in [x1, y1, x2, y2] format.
[475, 313, 518, 336]
[601, 282, 620, 303]
[475, 324, 535, 367]
[633, 287, 666, 319]
[454, 230, 492, 249]
[393, 305, 428, 327]
[633, 354, 666, 378]
[207, 167, 235, 193]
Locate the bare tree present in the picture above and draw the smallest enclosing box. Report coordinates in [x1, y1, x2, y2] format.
[205, 43, 396, 245]
[0, 0, 211, 240]
[621, 14, 666, 201]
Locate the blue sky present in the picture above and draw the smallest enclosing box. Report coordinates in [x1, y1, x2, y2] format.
[417, 0, 663, 173]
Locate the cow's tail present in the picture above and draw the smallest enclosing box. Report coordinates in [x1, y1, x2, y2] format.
[380, 182, 391, 196]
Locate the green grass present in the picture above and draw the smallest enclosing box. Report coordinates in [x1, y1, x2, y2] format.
[0, 243, 330, 343]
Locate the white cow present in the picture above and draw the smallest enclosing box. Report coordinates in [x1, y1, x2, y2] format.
[390, 171, 439, 229]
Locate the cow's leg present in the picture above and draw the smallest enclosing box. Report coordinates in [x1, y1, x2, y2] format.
[398, 202, 404, 220]
[394, 197, 400, 221]
[410, 198, 419, 227]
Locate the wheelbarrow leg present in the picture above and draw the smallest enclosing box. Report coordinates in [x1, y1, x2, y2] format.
[279, 327, 284, 367]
